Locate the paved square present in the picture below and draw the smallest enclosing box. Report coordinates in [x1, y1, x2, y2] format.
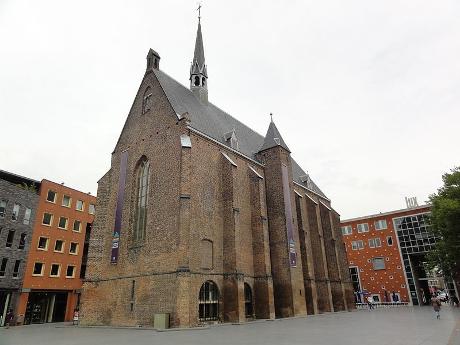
[1, 306, 459, 345]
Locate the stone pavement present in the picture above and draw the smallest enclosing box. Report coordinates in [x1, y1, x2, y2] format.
[1, 306, 459, 345]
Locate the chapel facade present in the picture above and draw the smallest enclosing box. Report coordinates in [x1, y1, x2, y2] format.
[80, 18, 355, 327]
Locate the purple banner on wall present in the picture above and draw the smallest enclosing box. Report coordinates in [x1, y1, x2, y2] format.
[111, 150, 129, 264]
[281, 164, 297, 267]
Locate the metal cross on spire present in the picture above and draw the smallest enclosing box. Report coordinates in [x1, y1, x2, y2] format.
[270, 112, 273, 122]
[197, 3, 202, 23]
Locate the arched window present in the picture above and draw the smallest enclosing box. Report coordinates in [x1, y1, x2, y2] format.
[194, 76, 200, 86]
[142, 87, 153, 114]
[244, 283, 253, 317]
[202, 78, 206, 87]
[134, 158, 150, 241]
[199, 281, 219, 321]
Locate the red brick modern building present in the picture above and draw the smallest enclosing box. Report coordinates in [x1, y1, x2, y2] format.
[340, 204, 453, 306]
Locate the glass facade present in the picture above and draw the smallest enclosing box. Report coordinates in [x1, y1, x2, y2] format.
[393, 212, 436, 305]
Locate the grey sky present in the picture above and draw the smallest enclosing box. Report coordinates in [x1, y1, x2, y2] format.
[0, 0, 459, 219]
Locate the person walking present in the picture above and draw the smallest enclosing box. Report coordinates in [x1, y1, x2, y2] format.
[367, 296, 374, 310]
[5, 309, 14, 329]
[431, 295, 441, 319]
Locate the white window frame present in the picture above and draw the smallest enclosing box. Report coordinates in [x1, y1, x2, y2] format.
[73, 220, 81, 232]
[62, 195, 72, 208]
[58, 216, 68, 230]
[341, 225, 352, 235]
[375, 219, 387, 230]
[42, 212, 53, 226]
[50, 263, 61, 277]
[23, 208, 32, 225]
[46, 190, 57, 203]
[357, 223, 369, 233]
[372, 257, 385, 270]
[69, 242, 79, 255]
[66, 265, 76, 278]
[54, 239, 65, 253]
[76, 200, 84, 212]
[32, 262, 44, 276]
[88, 203, 95, 215]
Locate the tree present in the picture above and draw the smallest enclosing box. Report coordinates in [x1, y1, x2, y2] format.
[427, 167, 460, 286]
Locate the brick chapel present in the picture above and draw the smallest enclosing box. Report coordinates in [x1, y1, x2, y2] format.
[81, 17, 355, 327]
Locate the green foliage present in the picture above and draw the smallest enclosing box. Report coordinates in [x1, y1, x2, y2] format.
[16, 182, 38, 193]
[427, 167, 460, 279]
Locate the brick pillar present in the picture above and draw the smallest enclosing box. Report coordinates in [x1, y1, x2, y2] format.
[258, 147, 306, 318]
[319, 204, 345, 312]
[249, 167, 275, 319]
[221, 153, 245, 323]
[175, 133, 193, 327]
[295, 193, 318, 315]
[306, 196, 332, 313]
[331, 211, 356, 311]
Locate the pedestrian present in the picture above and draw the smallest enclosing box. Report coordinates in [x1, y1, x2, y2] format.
[73, 309, 79, 325]
[367, 296, 374, 310]
[451, 295, 459, 307]
[431, 295, 441, 319]
[5, 309, 14, 329]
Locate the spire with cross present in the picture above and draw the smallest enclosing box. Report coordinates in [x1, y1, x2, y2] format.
[197, 3, 202, 23]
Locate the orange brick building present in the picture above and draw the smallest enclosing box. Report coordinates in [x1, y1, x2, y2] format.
[341, 204, 432, 305]
[17, 180, 96, 324]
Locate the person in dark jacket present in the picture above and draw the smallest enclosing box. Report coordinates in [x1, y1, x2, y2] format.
[5, 309, 14, 328]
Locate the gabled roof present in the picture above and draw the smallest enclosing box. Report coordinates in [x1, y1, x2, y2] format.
[259, 120, 290, 152]
[152, 69, 327, 198]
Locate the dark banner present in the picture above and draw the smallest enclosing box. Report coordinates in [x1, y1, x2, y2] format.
[111, 150, 128, 264]
[281, 164, 297, 267]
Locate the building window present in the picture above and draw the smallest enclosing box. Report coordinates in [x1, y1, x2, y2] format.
[33, 262, 44, 276]
[18, 233, 27, 250]
[66, 265, 76, 278]
[357, 223, 369, 233]
[54, 240, 64, 253]
[50, 264, 61, 277]
[46, 190, 57, 203]
[58, 217, 68, 230]
[89, 203, 95, 215]
[62, 195, 71, 208]
[142, 87, 153, 114]
[42, 212, 53, 226]
[130, 280, 135, 312]
[6, 230, 15, 248]
[76, 200, 84, 212]
[12, 203, 20, 221]
[12, 260, 20, 278]
[387, 236, 393, 246]
[351, 240, 364, 250]
[69, 242, 79, 255]
[73, 220, 81, 232]
[244, 283, 253, 317]
[199, 281, 219, 321]
[375, 219, 387, 230]
[372, 257, 385, 270]
[37, 237, 49, 250]
[341, 225, 352, 235]
[368, 238, 382, 248]
[0, 258, 7, 277]
[134, 158, 150, 241]
[371, 294, 381, 302]
[23, 208, 32, 225]
[0, 200, 6, 218]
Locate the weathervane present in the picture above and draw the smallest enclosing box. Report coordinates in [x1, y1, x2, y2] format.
[197, 3, 202, 23]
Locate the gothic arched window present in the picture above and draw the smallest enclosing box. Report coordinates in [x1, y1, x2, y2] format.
[134, 158, 150, 241]
[194, 76, 200, 86]
[142, 87, 153, 114]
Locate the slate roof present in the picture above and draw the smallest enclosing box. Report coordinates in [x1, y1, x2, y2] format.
[152, 68, 327, 199]
[259, 120, 290, 152]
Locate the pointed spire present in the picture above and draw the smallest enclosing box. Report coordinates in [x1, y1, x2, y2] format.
[259, 118, 290, 152]
[190, 10, 208, 103]
[191, 22, 207, 77]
